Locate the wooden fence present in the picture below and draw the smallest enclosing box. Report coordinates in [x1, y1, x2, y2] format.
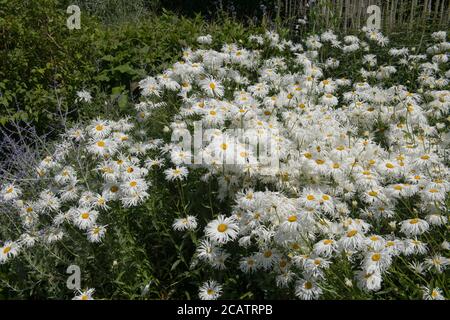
[276, 0, 450, 32]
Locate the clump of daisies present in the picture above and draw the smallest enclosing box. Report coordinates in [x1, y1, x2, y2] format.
[144, 30, 449, 299]
[1, 27, 449, 300]
[0, 116, 160, 267]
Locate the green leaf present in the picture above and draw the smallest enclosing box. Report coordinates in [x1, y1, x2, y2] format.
[118, 95, 128, 110]
[111, 86, 125, 95]
[114, 63, 135, 74]
[94, 73, 110, 82]
[171, 260, 181, 271]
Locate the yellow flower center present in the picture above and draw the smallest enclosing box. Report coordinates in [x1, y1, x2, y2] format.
[315, 159, 325, 165]
[304, 282, 313, 289]
[264, 250, 272, 258]
[81, 213, 90, 219]
[287, 215, 297, 223]
[386, 241, 395, 247]
[3, 246, 11, 254]
[371, 253, 381, 262]
[97, 141, 105, 147]
[217, 223, 228, 233]
[347, 230, 358, 237]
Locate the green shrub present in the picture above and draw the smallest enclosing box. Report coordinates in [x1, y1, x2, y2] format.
[0, 0, 266, 132]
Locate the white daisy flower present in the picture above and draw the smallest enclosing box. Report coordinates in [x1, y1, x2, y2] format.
[73, 288, 95, 300]
[400, 218, 429, 236]
[205, 215, 239, 244]
[0, 241, 20, 264]
[295, 278, 322, 300]
[164, 166, 188, 181]
[172, 216, 198, 231]
[198, 280, 222, 300]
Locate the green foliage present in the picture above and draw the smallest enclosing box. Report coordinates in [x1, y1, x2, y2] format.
[0, 1, 265, 132]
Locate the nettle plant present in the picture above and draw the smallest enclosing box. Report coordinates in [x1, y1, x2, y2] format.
[1, 28, 449, 300]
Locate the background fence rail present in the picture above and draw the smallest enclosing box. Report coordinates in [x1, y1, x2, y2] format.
[276, 0, 450, 32]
